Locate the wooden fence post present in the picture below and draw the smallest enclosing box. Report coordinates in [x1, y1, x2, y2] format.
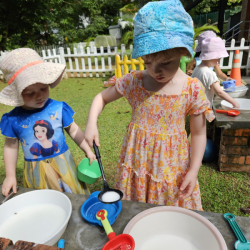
[59, 47, 66, 65]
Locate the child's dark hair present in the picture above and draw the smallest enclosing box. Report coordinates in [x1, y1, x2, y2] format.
[33, 120, 54, 139]
[142, 47, 192, 62]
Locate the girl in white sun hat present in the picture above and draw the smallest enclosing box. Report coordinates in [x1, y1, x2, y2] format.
[0, 48, 95, 196]
[191, 37, 240, 108]
[187, 30, 233, 82]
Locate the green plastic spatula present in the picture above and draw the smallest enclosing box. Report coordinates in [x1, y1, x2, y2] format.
[224, 213, 250, 250]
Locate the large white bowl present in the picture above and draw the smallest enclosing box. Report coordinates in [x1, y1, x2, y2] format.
[124, 206, 227, 250]
[221, 98, 250, 113]
[221, 86, 248, 98]
[0, 190, 72, 246]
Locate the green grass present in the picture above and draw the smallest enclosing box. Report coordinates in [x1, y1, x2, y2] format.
[0, 78, 249, 217]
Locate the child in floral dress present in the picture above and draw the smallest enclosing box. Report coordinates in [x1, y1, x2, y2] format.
[85, 0, 215, 210]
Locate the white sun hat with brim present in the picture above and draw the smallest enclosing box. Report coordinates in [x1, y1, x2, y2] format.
[199, 37, 229, 60]
[195, 30, 217, 53]
[0, 48, 66, 107]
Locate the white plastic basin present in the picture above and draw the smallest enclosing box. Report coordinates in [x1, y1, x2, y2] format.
[123, 206, 227, 250]
[221, 98, 250, 113]
[221, 86, 248, 98]
[0, 190, 72, 246]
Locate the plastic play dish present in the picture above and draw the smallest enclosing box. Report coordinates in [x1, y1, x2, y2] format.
[221, 98, 250, 113]
[78, 158, 102, 184]
[221, 86, 248, 98]
[0, 190, 72, 246]
[80, 191, 122, 227]
[123, 206, 227, 250]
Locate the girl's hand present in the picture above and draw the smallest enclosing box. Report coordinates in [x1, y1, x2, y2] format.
[233, 101, 240, 109]
[85, 150, 96, 165]
[2, 176, 17, 196]
[179, 170, 198, 200]
[84, 124, 100, 148]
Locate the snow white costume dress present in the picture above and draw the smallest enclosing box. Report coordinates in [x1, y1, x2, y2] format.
[0, 98, 89, 195]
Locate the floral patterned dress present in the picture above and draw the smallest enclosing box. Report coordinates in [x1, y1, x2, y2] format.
[109, 71, 215, 210]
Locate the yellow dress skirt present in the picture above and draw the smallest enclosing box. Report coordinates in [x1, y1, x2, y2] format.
[23, 150, 89, 195]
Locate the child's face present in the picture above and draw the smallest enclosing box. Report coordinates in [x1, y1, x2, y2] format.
[143, 56, 181, 83]
[22, 83, 49, 110]
[203, 58, 220, 67]
[210, 58, 220, 67]
[34, 125, 47, 140]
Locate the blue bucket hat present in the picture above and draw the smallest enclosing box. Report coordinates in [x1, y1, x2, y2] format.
[132, 0, 194, 59]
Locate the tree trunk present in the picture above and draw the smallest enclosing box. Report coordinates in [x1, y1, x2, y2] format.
[0, 26, 8, 51]
[44, 21, 48, 44]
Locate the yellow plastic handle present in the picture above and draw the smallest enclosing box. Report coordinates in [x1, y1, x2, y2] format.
[96, 209, 113, 236]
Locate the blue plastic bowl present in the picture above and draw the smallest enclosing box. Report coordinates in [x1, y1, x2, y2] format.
[80, 191, 122, 226]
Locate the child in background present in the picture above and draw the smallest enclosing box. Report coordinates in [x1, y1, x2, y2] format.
[0, 48, 96, 196]
[191, 37, 240, 108]
[84, 0, 215, 210]
[187, 30, 233, 82]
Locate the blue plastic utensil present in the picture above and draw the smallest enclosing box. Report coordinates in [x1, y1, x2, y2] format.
[58, 239, 65, 249]
[81, 191, 122, 226]
[222, 80, 236, 92]
[224, 213, 250, 250]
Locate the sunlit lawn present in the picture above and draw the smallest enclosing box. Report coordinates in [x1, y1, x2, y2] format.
[0, 77, 249, 216]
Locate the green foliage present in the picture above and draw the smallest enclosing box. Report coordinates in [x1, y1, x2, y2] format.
[119, 2, 135, 47]
[85, 37, 95, 47]
[0, 0, 130, 50]
[194, 0, 242, 14]
[229, 5, 242, 15]
[120, 30, 134, 46]
[120, 3, 139, 14]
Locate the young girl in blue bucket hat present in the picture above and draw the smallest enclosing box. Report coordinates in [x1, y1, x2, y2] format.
[85, 0, 215, 210]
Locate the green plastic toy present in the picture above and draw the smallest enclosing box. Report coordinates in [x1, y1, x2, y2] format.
[180, 52, 196, 73]
[77, 158, 102, 184]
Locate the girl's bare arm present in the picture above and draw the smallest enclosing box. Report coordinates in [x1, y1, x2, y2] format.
[189, 113, 206, 174]
[65, 121, 96, 164]
[2, 137, 19, 196]
[214, 64, 230, 81]
[179, 113, 206, 199]
[85, 86, 123, 147]
[212, 81, 240, 108]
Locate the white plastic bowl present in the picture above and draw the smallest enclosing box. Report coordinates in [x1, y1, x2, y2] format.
[0, 190, 72, 246]
[221, 98, 250, 113]
[220, 86, 248, 98]
[124, 206, 227, 250]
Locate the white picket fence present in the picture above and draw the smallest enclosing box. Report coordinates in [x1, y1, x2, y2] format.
[0, 38, 250, 80]
[0, 44, 118, 79]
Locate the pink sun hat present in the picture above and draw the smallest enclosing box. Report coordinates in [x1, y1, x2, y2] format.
[195, 31, 216, 52]
[199, 37, 229, 60]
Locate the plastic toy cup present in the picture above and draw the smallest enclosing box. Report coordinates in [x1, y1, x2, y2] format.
[222, 80, 236, 92]
[77, 158, 102, 184]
